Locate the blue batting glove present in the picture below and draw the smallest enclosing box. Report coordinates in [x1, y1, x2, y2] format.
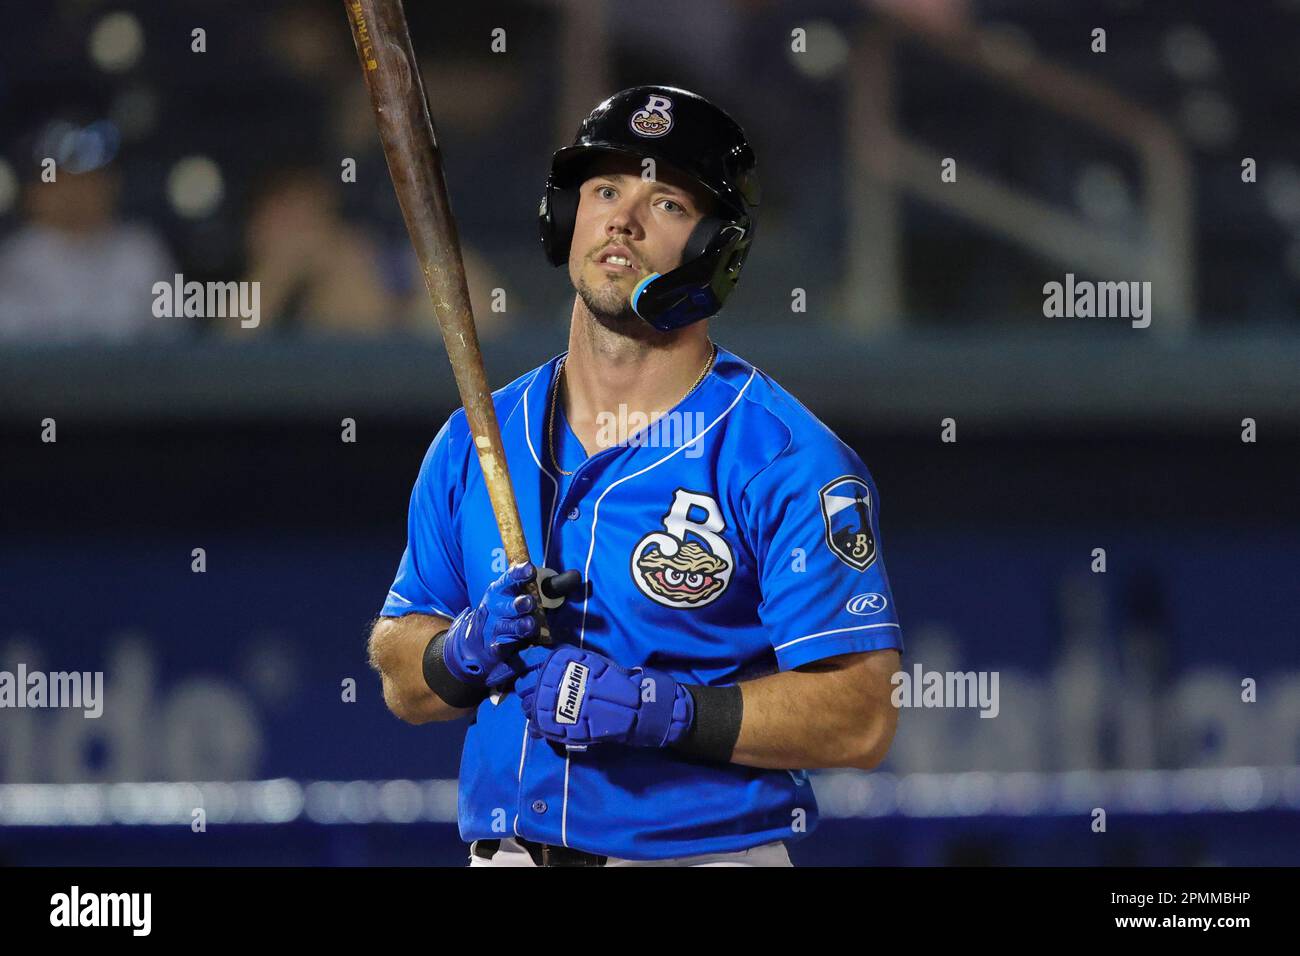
[515, 645, 694, 749]
[442, 562, 541, 689]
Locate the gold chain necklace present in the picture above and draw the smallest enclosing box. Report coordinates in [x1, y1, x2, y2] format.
[548, 341, 717, 476]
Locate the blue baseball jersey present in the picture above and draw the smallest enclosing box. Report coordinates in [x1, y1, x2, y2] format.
[380, 344, 903, 860]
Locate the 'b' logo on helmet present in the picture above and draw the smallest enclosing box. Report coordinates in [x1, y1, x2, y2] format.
[630, 95, 674, 138]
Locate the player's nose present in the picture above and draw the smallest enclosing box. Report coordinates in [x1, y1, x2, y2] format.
[604, 201, 643, 240]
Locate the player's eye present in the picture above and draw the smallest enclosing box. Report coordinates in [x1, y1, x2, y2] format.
[595, 185, 617, 200]
[660, 198, 686, 215]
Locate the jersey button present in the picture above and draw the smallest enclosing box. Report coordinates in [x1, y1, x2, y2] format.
[566, 506, 580, 521]
[531, 800, 548, 814]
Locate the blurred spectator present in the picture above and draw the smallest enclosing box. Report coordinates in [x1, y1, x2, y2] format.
[235, 163, 512, 339]
[0, 163, 177, 343]
[236, 167, 397, 335]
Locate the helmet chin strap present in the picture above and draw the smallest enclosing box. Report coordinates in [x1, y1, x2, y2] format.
[629, 272, 664, 316]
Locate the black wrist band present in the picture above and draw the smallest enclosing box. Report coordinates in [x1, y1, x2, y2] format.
[422, 628, 488, 709]
[673, 684, 743, 762]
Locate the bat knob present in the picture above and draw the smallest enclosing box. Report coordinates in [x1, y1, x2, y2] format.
[540, 569, 583, 601]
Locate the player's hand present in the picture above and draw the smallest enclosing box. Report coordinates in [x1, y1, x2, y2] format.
[515, 646, 694, 750]
[442, 562, 545, 689]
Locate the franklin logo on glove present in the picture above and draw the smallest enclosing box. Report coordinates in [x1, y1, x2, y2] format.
[556, 661, 589, 725]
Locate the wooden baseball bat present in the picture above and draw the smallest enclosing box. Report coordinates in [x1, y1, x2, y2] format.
[343, 0, 551, 643]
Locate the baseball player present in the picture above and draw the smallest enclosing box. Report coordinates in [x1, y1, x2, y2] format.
[368, 86, 903, 867]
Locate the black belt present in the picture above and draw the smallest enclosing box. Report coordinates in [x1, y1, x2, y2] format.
[472, 837, 608, 867]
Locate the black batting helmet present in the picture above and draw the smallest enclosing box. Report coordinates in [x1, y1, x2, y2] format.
[538, 85, 760, 332]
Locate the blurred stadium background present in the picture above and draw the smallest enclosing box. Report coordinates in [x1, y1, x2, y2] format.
[2, 0, 1298, 866]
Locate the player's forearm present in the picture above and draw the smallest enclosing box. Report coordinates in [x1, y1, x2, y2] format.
[726, 650, 900, 771]
[367, 613, 470, 723]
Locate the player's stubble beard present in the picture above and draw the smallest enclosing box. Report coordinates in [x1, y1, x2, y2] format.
[575, 257, 664, 347]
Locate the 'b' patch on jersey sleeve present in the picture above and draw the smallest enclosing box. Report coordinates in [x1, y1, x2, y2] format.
[819, 475, 877, 571]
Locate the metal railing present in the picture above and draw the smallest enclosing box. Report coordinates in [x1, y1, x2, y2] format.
[847, 10, 1193, 334]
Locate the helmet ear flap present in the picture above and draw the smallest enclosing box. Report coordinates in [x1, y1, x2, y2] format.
[631, 213, 753, 332]
[539, 178, 581, 267]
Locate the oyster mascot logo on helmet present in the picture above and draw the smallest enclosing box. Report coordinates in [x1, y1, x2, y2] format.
[538, 84, 760, 332]
[629, 95, 675, 138]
